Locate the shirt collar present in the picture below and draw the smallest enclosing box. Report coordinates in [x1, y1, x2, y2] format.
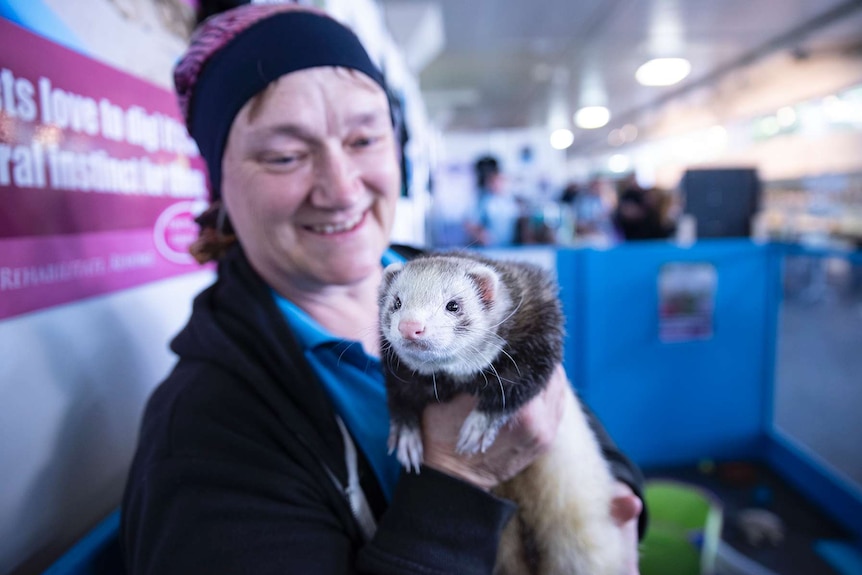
[272, 294, 334, 350]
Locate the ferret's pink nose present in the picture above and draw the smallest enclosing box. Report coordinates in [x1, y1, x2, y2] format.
[398, 320, 426, 340]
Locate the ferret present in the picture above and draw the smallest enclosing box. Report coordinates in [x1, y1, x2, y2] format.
[378, 251, 627, 575]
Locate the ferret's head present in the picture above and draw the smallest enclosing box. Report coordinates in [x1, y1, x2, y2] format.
[379, 255, 509, 377]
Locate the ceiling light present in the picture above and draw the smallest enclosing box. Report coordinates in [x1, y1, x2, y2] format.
[636, 58, 691, 86]
[620, 123, 638, 142]
[776, 106, 797, 127]
[574, 106, 610, 129]
[707, 125, 728, 143]
[550, 128, 575, 150]
[608, 154, 630, 173]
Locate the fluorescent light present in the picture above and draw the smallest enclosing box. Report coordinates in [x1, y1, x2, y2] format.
[550, 128, 575, 150]
[574, 106, 610, 129]
[636, 58, 691, 86]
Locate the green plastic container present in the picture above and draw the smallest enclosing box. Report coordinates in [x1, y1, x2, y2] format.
[639, 480, 724, 575]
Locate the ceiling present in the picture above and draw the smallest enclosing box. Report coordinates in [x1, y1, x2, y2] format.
[380, 0, 862, 153]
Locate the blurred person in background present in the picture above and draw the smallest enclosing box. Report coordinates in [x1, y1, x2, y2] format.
[559, 181, 582, 206]
[576, 178, 615, 240]
[465, 155, 522, 246]
[613, 175, 674, 241]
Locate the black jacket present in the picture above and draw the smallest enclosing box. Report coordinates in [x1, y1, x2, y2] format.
[121, 245, 644, 574]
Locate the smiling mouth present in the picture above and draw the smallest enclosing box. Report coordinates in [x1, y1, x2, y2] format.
[306, 211, 366, 235]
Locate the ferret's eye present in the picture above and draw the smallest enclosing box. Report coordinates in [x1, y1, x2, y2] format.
[445, 300, 460, 313]
[393, 297, 401, 310]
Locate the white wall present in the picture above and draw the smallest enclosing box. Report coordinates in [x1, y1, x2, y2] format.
[0, 270, 214, 573]
[40, 0, 193, 90]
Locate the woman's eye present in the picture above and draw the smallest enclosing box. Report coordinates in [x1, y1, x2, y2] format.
[350, 136, 379, 149]
[260, 150, 306, 167]
[264, 155, 297, 165]
[445, 300, 459, 313]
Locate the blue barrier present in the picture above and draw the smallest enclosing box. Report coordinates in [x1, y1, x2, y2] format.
[555, 239, 862, 542]
[42, 509, 123, 575]
[559, 240, 774, 467]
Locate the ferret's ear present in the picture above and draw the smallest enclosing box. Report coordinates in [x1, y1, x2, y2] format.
[381, 263, 403, 289]
[468, 266, 499, 308]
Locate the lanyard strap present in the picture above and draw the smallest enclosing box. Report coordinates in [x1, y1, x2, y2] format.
[334, 416, 378, 542]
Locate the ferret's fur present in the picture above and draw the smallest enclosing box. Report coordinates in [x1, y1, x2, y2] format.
[378, 251, 626, 575]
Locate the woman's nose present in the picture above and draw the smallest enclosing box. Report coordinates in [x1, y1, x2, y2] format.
[311, 147, 362, 208]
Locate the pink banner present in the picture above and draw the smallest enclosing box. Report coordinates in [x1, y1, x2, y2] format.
[1, 224, 209, 319]
[1, 17, 211, 319]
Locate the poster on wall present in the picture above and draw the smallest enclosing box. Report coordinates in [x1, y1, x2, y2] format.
[658, 262, 717, 342]
[0, 17, 209, 321]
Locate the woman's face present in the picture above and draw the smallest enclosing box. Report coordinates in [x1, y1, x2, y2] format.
[220, 67, 401, 293]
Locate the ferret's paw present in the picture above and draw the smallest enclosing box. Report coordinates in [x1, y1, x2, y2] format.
[389, 424, 423, 473]
[456, 410, 503, 455]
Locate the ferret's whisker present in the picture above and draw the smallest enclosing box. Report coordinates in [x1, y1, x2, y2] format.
[478, 368, 490, 389]
[497, 348, 521, 377]
[335, 322, 382, 365]
[490, 295, 524, 330]
[486, 363, 506, 410]
[335, 339, 357, 365]
[462, 325, 506, 345]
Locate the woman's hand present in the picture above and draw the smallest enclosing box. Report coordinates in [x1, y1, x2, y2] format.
[420, 364, 568, 490]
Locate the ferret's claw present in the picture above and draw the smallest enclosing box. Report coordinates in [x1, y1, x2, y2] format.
[456, 410, 501, 455]
[391, 424, 424, 473]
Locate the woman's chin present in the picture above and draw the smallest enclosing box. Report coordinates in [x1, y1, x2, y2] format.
[319, 248, 384, 284]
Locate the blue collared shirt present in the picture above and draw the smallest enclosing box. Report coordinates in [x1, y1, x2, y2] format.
[272, 250, 404, 500]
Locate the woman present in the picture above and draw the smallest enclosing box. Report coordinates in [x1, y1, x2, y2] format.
[121, 4, 645, 574]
